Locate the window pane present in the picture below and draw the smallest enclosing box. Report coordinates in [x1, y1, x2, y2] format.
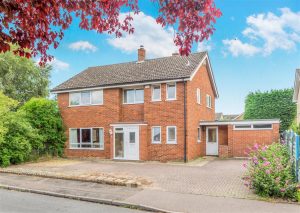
[70, 93, 80, 105]
[70, 129, 80, 148]
[167, 84, 176, 99]
[81, 91, 91, 105]
[208, 129, 217, 142]
[81, 129, 91, 143]
[92, 128, 104, 149]
[129, 132, 135, 143]
[253, 124, 272, 129]
[91, 90, 103, 105]
[197, 128, 201, 140]
[124, 90, 134, 103]
[235, 125, 251, 129]
[168, 127, 176, 141]
[153, 127, 161, 142]
[152, 86, 161, 100]
[135, 89, 144, 103]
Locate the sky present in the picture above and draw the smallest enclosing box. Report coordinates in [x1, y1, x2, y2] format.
[48, 0, 300, 114]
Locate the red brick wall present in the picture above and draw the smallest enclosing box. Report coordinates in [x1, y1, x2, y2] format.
[186, 62, 216, 160]
[58, 89, 121, 158]
[227, 123, 280, 157]
[144, 83, 185, 161]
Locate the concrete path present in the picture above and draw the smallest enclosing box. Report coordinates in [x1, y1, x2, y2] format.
[0, 173, 299, 213]
[0, 189, 144, 213]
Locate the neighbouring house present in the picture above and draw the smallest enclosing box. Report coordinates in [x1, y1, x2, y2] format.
[293, 69, 300, 124]
[51, 46, 280, 161]
[215, 112, 244, 121]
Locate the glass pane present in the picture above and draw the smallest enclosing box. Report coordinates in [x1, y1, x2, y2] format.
[167, 84, 176, 99]
[153, 127, 161, 142]
[235, 125, 251, 129]
[124, 90, 134, 103]
[70, 93, 80, 105]
[152, 86, 161, 100]
[129, 132, 135, 143]
[91, 90, 103, 105]
[168, 127, 176, 141]
[99, 128, 104, 149]
[208, 128, 217, 143]
[198, 128, 201, 140]
[81, 129, 91, 143]
[81, 91, 91, 105]
[92, 128, 99, 143]
[70, 129, 80, 147]
[135, 89, 144, 103]
[253, 124, 272, 129]
[115, 132, 124, 158]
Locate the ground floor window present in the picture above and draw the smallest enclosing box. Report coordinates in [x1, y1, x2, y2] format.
[152, 126, 161, 144]
[167, 126, 177, 144]
[197, 127, 201, 143]
[69, 128, 104, 149]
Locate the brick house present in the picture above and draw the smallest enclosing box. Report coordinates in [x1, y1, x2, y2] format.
[52, 47, 279, 161]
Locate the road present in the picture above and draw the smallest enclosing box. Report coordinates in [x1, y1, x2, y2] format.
[0, 189, 145, 213]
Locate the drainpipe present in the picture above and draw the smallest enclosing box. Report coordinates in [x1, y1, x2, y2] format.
[183, 79, 187, 163]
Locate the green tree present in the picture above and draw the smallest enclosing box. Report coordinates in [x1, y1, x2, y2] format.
[244, 89, 296, 131]
[20, 98, 66, 156]
[0, 48, 50, 103]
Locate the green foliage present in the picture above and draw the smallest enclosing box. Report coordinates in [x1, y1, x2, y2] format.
[244, 143, 298, 199]
[244, 89, 296, 131]
[20, 98, 66, 156]
[0, 47, 51, 103]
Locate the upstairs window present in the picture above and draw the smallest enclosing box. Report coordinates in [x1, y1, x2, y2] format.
[152, 85, 161, 101]
[123, 88, 144, 104]
[197, 88, 201, 104]
[206, 94, 212, 108]
[166, 83, 176, 100]
[70, 90, 103, 106]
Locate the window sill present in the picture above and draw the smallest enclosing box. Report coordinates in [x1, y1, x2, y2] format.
[166, 141, 177, 144]
[166, 99, 177, 101]
[123, 102, 144, 105]
[197, 140, 201, 143]
[151, 99, 161, 102]
[69, 103, 103, 107]
[69, 148, 104, 150]
[206, 106, 212, 109]
[151, 141, 161, 144]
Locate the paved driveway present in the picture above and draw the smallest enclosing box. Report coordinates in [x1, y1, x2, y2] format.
[0, 158, 254, 199]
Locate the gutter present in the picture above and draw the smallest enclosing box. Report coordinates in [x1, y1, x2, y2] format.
[183, 79, 187, 163]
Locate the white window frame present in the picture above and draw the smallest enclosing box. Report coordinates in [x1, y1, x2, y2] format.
[69, 90, 103, 106]
[233, 124, 273, 131]
[151, 84, 161, 102]
[151, 126, 161, 144]
[166, 126, 177, 144]
[197, 127, 201, 143]
[197, 88, 201, 104]
[206, 94, 212, 108]
[123, 88, 144, 104]
[166, 83, 176, 101]
[69, 127, 104, 150]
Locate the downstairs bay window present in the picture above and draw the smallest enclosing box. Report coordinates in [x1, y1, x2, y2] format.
[69, 128, 104, 149]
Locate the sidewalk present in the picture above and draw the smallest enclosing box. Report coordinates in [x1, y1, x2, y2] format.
[0, 173, 299, 213]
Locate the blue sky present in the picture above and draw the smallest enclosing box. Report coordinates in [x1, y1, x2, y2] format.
[49, 0, 300, 114]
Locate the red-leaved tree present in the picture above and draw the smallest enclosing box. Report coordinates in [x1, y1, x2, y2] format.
[0, 0, 221, 64]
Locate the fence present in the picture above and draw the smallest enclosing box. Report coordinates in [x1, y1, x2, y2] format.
[282, 130, 300, 182]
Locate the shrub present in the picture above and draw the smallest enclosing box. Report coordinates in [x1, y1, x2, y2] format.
[244, 89, 296, 132]
[244, 143, 298, 199]
[20, 98, 66, 156]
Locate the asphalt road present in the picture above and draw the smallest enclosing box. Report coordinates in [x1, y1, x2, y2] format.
[0, 189, 145, 213]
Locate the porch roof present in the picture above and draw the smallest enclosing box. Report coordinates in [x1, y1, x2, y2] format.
[199, 119, 280, 126]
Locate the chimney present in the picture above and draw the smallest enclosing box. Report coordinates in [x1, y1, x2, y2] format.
[138, 45, 145, 62]
[172, 52, 179, 56]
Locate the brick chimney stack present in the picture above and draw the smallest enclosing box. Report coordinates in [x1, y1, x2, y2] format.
[138, 45, 145, 62]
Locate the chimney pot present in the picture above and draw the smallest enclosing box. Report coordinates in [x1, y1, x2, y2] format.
[138, 45, 145, 62]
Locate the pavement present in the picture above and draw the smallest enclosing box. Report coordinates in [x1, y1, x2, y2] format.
[0, 159, 299, 213]
[0, 188, 144, 213]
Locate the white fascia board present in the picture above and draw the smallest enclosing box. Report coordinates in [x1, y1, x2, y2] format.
[200, 120, 280, 126]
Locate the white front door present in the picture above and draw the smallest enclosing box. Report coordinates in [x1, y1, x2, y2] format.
[206, 127, 218, 156]
[114, 126, 139, 160]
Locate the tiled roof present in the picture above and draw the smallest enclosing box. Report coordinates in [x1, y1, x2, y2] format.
[51, 52, 207, 92]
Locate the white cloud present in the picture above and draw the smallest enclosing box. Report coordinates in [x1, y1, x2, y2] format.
[69, 41, 97, 52]
[197, 39, 213, 52]
[107, 12, 177, 58]
[223, 39, 261, 57]
[49, 58, 70, 71]
[223, 8, 300, 57]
